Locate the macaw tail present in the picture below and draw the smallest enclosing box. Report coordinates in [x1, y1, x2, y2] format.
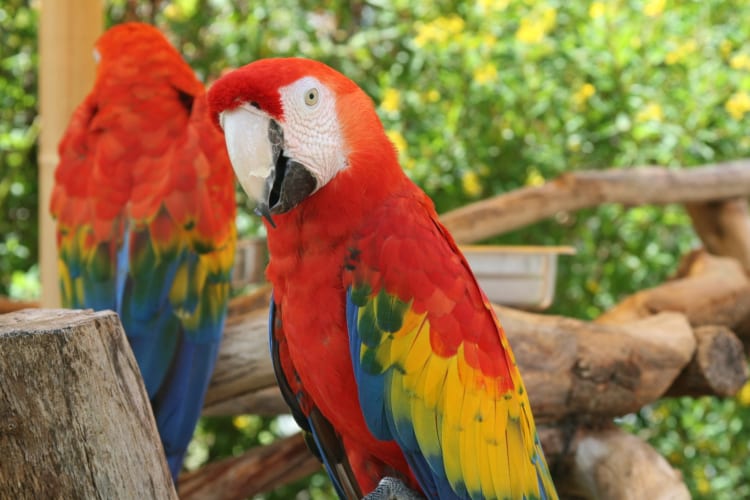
[129, 325, 224, 481]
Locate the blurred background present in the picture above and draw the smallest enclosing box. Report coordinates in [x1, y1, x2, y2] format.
[3, 0, 750, 497]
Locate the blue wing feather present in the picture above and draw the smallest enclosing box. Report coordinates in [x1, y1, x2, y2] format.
[347, 287, 453, 499]
[117, 243, 228, 480]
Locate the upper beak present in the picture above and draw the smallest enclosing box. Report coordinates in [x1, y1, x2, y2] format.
[220, 103, 277, 207]
[220, 104, 317, 227]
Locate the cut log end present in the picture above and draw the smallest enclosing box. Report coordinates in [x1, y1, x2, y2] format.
[0, 309, 177, 499]
[668, 325, 749, 397]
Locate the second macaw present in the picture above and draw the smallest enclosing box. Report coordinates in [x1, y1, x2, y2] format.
[50, 23, 237, 481]
[208, 58, 557, 499]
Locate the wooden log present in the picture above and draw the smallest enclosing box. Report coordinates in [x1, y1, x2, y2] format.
[686, 198, 750, 272]
[178, 433, 321, 500]
[0, 297, 39, 314]
[667, 325, 748, 397]
[440, 161, 750, 243]
[597, 250, 750, 329]
[0, 309, 176, 499]
[202, 306, 276, 414]
[656, 329, 747, 398]
[204, 297, 699, 422]
[499, 308, 695, 423]
[203, 385, 288, 417]
[203, 285, 283, 417]
[548, 426, 691, 500]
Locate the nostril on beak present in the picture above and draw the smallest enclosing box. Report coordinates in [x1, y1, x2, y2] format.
[250, 102, 260, 110]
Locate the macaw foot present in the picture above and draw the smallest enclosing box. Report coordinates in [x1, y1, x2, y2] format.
[362, 477, 423, 500]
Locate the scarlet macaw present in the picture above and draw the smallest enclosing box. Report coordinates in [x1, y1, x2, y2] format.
[208, 58, 556, 499]
[50, 23, 237, 481]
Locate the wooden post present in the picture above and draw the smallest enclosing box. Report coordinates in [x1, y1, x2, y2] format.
[38, 0, 103, 307]
[0, 309, 177, 498]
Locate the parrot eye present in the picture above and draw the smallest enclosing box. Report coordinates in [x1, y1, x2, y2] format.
[304, 88, 319, 106]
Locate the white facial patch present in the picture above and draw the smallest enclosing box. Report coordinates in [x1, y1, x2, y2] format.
[278, 76, 348, 190]
[220, 104, 275, 203]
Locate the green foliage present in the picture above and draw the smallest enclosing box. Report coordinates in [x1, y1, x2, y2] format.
[0, 0, 38, 297]
[5, 0, 750, 497]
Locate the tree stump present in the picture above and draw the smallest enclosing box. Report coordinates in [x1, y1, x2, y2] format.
[0, 309, 176, 499]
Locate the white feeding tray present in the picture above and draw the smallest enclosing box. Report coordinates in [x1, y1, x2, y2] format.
[460, 245, 575, 310]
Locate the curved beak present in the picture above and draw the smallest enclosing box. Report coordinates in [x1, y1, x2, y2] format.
[220, 104, 317, 227]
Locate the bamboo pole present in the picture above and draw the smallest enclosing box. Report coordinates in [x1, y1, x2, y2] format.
[38, 0, 103, 307]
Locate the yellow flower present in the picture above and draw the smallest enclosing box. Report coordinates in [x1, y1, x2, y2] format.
[445, 15, 465, 34]
[730, 53, 750, 71]
[636, 102, 664, 122]
[425, 89, 440, 103]
[380, 88, 400, 113]
[726, 91, 750, 120]
[573, 83, 596, 107]
[585, 279, 600, 293]
[643, 0, 666, 17]
[665, 40, 697, 65]
[462, 171, 483, 197]
[478, 0, 510, 12]
[482, 33, 497, 49]
[589, 2, 606, 19]
[739, 380, 750, 406]
[232, 415, 252, 430]
[386, 129, 407, 154]
[516, 19, 544, 44]
[721, 40, 734, 58]
[414, 15, 465, 48]
[474, 62, 498, 85]
[525, 167, 545, 187]
[515, 7, 556, 44]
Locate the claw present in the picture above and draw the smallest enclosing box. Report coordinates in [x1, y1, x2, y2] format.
[362, 477, 423, 500]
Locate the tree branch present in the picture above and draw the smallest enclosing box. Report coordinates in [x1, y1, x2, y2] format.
[204, 250, 749, 424]
[685, 198, 750, 272]
[597, 250, 750, 332]
[539, 425, 691, 500]
[178, 433, 321, 500]
[440, 161, 750, 243]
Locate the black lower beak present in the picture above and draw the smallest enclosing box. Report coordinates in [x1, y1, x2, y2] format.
[255, 121, 318, 228]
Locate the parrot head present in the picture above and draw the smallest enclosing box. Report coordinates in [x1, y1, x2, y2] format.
[207, 58, 398, 226]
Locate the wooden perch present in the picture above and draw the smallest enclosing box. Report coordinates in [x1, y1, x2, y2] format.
[0, 309, 176, 499]
[0, 297, 39, 314]
[202, 286, 276, 416]
[540, 425, 691, 500]
[178, 433, 321, 500]
[667, 325, 748, 398]
[498, 308, 695, 423]
[597, 250, 750, 331]
[205, 296, 740, 423]
[686, 198, 750, 272]
[440, 161, 750, 243]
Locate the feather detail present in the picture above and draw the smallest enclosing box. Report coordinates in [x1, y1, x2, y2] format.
[344, 192, 556, 500]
